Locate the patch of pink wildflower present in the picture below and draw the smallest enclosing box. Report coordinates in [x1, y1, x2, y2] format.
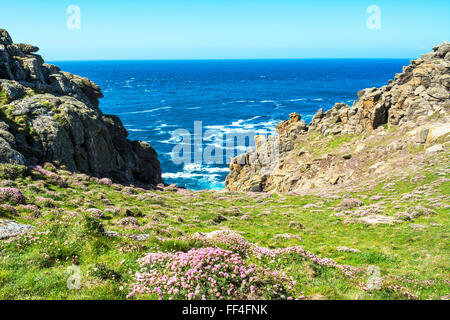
[0, 230, 49, 249]
[172, 231, 359, 278]
[86, 208, 106, 219]
[32, 166, 67, 187]
[34, 196, 57, 208]
[18, 204, 41, 218]
[359, 277, 419, 300]
[191, 230, 251, 257]
[251, 246, 359, 277]
[0, 204, 18, 216]
[117, 217, 141, 227]
[98, 178, 113, 186]
[127, 247, 301, 300]
[0, 187, 26, 204]
[116, 217, 145, 232]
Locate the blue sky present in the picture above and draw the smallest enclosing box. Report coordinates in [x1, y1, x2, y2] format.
[1, 0, 449, 60]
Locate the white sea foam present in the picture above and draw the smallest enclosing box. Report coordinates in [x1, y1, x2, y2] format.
[287, 98, 306, 102]
[160, 135, 183, 144]
[152, 123, 169, 133]
[204, 116, 277, 134]
[203, 126, 269, 135]
[120, 106, 171, 115]
[203, 167, 230, 173]
[230, 116, 262, 126]
[162, 172, 205, 179]
[163, 169, 225, 180]
[235, 100, 256, 103]
[162, 163, 229, 189]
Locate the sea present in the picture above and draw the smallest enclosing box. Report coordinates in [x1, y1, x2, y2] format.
[53, 59, 410, 190]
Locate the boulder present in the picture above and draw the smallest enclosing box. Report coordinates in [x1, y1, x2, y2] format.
[426, 144, 444, 153]
[426, 123, 450, 145]
[0, 137, 25, 164]
[426, 85, 449, 100]
[15, 43, 39, 54]
[0, 79, 26, 100]
[0, 219, 34, 239]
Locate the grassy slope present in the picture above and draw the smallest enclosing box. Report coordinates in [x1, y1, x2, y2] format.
[0, 146, 448, 300]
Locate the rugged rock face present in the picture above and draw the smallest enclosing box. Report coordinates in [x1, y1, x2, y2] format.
[0, 29, 162, 187]
[226, 42, 450, 193]
[309, 42, 450, 135]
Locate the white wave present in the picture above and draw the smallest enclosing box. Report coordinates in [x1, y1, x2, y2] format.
[162, 170, 223, 180]
[162, 172, 205, 179]
[120, 106, 171, 115]
[204, 117, 276, 132]
[287, 98, 306, 102]
[203, 167, 230, 173]
[235, 100, 256, 103]
[152, 123, 169, 132]
[160, 135, 183, 144]
[257, 120, 279, 127]
[204, 126, 265, 135]
[230, 116, 262, 126]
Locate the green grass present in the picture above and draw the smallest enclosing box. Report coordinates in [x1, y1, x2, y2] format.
[300, 133, 357, 157]
[0, 88, 8, 106]
[325, 134, 355, 151]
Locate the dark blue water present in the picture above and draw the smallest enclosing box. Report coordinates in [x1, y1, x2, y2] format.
[53, 59, 409, 190]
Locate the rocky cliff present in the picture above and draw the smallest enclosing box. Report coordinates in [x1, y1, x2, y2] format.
[226, 42, 450, 193]
[0, 29, 162, 187]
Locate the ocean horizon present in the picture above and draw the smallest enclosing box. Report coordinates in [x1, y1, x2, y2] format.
[54, 58, 410, 190]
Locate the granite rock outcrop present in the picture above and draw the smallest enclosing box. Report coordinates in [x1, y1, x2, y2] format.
[0, 29, 162, 187]
[226, 42, 450, 192]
